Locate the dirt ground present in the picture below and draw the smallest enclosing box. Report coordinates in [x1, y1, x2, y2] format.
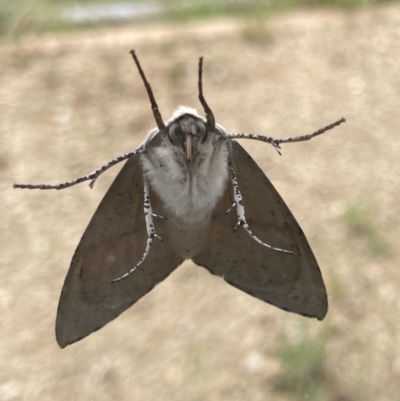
[1, 4, 399, 401]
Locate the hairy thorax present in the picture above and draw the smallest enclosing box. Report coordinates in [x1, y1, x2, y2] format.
[140, 135, 229, 258]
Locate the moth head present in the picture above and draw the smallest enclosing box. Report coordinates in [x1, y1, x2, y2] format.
[166, 110, 210, 161]
[130, 52, 220, 160]
[166, 56, 217, 163]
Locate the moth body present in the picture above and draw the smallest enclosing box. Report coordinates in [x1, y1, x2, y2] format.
[140, 107, 229, 258]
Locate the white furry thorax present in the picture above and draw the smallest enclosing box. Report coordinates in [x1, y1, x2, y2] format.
[140, 106, 229, 224]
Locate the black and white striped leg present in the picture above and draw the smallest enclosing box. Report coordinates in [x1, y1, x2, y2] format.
[228, 133, 282, 154]
[273, 117, 346, 145]
[229, 117, 346, 150]
[112, 178, 162, 283]
[13, 148, 148, 191]
[228, 164, 293, 255]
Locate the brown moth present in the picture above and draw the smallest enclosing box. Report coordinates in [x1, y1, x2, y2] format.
[14, 51, 345, 348]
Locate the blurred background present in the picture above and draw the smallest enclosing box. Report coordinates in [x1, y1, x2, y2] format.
[1, 0, 400, 400]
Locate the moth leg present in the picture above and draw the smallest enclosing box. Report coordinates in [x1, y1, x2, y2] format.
[225, 202, 237, 214]
[13, 148, 148, 191]
[228, 164, 294, 255]
[273, 117, 346, 145]
[229, 117, 346, 150]
[112, 178, 162, 283]
[152, 213, 167, 220]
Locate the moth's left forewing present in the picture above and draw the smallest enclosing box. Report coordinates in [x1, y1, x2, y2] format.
[193, 141, 328, 320]
[56, 133, 184, 348]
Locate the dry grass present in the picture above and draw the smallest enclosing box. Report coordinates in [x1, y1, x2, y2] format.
[1, 5, 400, 401]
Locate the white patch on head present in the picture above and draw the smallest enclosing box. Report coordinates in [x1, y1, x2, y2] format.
[168, 106, 204, 124]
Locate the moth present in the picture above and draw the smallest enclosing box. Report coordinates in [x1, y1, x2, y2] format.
[14, 51, 345, 348]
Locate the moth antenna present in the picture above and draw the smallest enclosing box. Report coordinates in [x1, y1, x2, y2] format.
[13, 149, 148, 191]
[130, 50, 166, 134]
[112, 178, 162, 283]
[228, 163, 294, 255]
[198, 57, 216, 135]
[229, 117, 346, 148]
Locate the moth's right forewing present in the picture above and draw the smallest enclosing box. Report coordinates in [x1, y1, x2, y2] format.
[193, 141, 328, 320]
[56, 148, 184, 348]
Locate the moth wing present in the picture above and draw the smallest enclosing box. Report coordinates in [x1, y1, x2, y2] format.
[56, 153, 184, 348]
[193, 141, 327, 319]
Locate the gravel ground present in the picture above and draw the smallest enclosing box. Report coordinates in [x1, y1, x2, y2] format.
[1, 5, 399, 401]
